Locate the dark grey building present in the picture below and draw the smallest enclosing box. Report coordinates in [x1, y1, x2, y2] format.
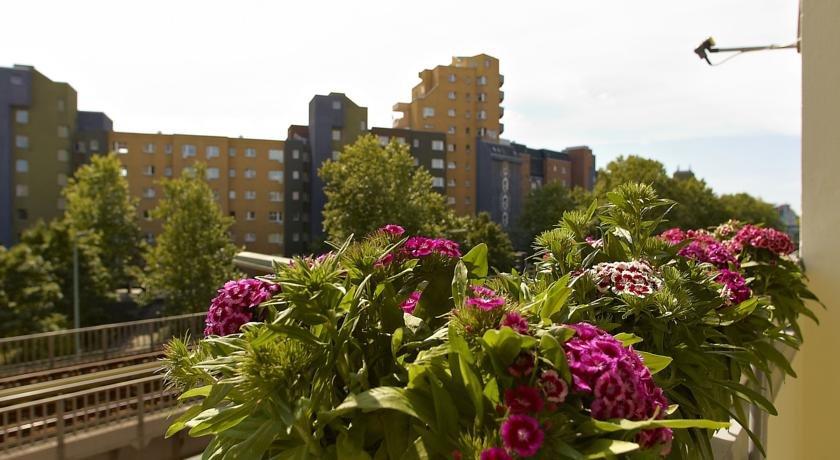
[369, 127, 447, 194]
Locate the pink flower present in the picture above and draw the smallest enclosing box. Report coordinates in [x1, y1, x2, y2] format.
[374, 252, 394, 269]
[508, 352, 535, 378]
[660, 228, 686, 244]
[504, 385, 544, 414]
[466, 285, 506, 311]
[638, 427, 674, 456]
[204, 279, 280, 336]
[402, 236, 461, 259]
[715, 269, 752, 305]
[585, 236, 604, 248]
[401, 291, 422, 314]
[538, 370, 569, 403]
[500, 312, 529, 334]
[480, 448, 512, 460]
[380, 224, 405, 237]
[500, 414, 544, 457]
[734, 225, 795, 255]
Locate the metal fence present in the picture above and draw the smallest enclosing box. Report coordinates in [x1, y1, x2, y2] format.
[0, 375, 180, 458]
[0, 313, 206, 377]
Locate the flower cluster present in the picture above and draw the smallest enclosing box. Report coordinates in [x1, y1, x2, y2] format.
[204, 279, 280, 336]
[590, 261, 662, 298]
[500, 311, 529, 334]
[467, 285, 506, 311]
[564, 323, 672, 455]
[734, 224, 795, 255]
[662, 228, 739, 268]
[400, 290, 422, 314]
[403, 236, 461, 259]
[380, 224, 405, 237]
[715, 269, 752, 305]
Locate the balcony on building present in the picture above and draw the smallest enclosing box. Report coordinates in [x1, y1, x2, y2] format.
[392, 102, 410, 129]
[499, 106, 504, 118]
[499, 90, 505, 103]
[499, 74, 504, 87]
[499, 123, 504, 134]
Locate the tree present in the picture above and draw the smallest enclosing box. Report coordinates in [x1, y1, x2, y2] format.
[320, 135, 452, 242]
[0, 244, 65, 337]
[143, 165, 238, 314]
[719, 193, 783, 229]
[595, 156, 670, 197]
[517, 183, 593, 248]
[447, 213, 519, 271]
[20, 220, 115, 325]
[64, 153, 143, 289]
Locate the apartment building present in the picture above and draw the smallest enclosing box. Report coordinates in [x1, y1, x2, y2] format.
[393, 54, 505, 215]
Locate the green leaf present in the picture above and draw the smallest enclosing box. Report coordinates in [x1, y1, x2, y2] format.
[391, 328, 405, 359]
[582, 439, 640, 458]
[591, 418, 730, 432]
[166, 405, 203, 438]
[456, 354, 484, 424]
[483, 377, 500, 405]
[614, 332, 643, 347]
[337, 432, 373, 460]
[448, 327, 474, 364]
[451, 261, 468, 309]
[636, 351, 672, 375]
[482, 327, 537, 365]
[266, 324, 326, 348]
[541, 274, 573, 324]
[178, 385, 213, 401]
[539, 334, 571, 381]
[428, 373, 460, 438]
[188, 404, 250, 437]
[462, 243, 489, 279]
[324, 387, 434, 425]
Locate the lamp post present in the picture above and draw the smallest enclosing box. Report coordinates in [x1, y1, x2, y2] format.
[72, 231, 89, 356]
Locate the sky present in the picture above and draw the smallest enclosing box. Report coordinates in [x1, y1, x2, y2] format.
[1, 0, 802, 211]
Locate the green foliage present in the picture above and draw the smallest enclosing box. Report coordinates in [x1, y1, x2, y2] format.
[448, 213, 518, 271]
[143, 165, 238, 314]
[517, 182, 594, 248]
[0, 244, 65, 336]
[63, 153, 143, 289]
[719, 193, 783, 229]
[320, 135, 452, 242]
[19, 220, 114, 325]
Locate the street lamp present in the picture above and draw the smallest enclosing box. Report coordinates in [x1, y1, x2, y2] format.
[73, 230, 90, 356]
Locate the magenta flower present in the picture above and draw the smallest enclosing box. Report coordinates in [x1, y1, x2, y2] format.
[715, 269, 752, 305]
[402, 236, 461, 259]
[504, 385, 544, 414]
[500, 414, 544, 457]
[638, 427, 674, 456]
[734, 224, 795, 255]
[400, 291, 422, 314]
[374, 252, 394, 269]
[508, 352, 535, 378]
[538, 370, 569, 403]
[500, 312, 529, 335]
[204, 279, 280, 336]
[380, 224, 405, 237]
[480, 447, 512, 460]
[660, 228, 686, 244]
[585, 236, 604, 248]
[466, 285, 506, 311]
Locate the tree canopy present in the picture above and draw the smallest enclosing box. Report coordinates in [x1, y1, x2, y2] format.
[517, 183, 593, 249]
[448, 212, 519, 271]
[320, 135, 452, 242]
[143, 165, 238, 314]
[0, 244, 65, 336]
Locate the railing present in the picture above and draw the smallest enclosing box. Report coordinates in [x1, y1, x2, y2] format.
[0, 375, 180, 458]
[234, 251, 290, 275]
[0, 313, 206, 377]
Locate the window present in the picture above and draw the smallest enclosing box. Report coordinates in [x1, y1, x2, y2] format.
[447, 108, 456, 117]
[269, 211, 283, 223]
[113, 141, 128, 154]
[10, 75, 23, 85]
[143, 143, 155, 153]
[57, 198, 66, 210]
[465, 197, 472, 205]
[422, 107, 435, 118]
[16, 185, 28, 197]
[164, 167, 172, 177]
[229, 211, 236, 218]
[478, 127, 487, 137]
[431, 159, 444, 169]
[484, 59, 491, 68]
[332, 151, 340, 161]
[57, 100, 65, 111]
[229, 169, 236, 178]
[268, 170, 284, 182]
[181, 144, 196, 158]
[448, 126, 456, 134]
[164, 143, 172, 155]
[76, 141, 87, 153]
[229, 190, 236, 199]
[18, 209, 28, 220]
[332, 129, 341, 141]
[292, 171, 300, 180]
[16, 135, 28, 149]
[412, 139, 420, 148]
[466, 144, 471, 151]
[245, 190, 256, 200]
[396, 137, 406, 145]
[269, 149, 284, 162]
[246, 211, 256, 221]
[413, 158, 420, 166]
[448, 161, 456, 169]
[228, 147, 236, 157]
[448, 144, 455, 152]
[143, 165, 155, 176]
[15, 110, 28, 124]
[143, 187, 156, 199]
[432, 177, 445, 188]
[206, 168, 220, 180]
[447, 91, 456, 100]
[332, 100, 342, 110]
[478, 75, 487, 85]
[478, 110, 487, 120]
[447, 196, 456, 205]
[378, 135, 389, 146]
[120, 167, 128, 177]
[478, 93, 487, 102]
[448, 179, 456, 187]
[465, 180, 472, 187]
[244, 233, 256, 243]
[57, 150, 69, 162]
[269, 233, 283, 244]
[16, 159, 28, 172]
[292, 191, 300, 201]
[360, 121, 366, 131]
[431, 140, 444, 151]
[293, 233, 300, 242]
[448, 74, 456, 83]
[142, 210, 152, 221]
[292, 149, 300, 159]
[245, 148, 256, 158]
[465, 111, 472, 119]
[244, 169, 256, 179]
[206, 145, 220, 158]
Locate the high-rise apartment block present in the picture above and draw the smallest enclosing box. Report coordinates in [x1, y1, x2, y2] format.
[1, 55, 595, 253]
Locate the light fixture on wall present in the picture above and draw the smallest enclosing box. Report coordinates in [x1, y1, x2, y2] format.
[694, 36, 799, 66]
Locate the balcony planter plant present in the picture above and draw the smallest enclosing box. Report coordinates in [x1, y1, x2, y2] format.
[163, 184, 817, 459]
